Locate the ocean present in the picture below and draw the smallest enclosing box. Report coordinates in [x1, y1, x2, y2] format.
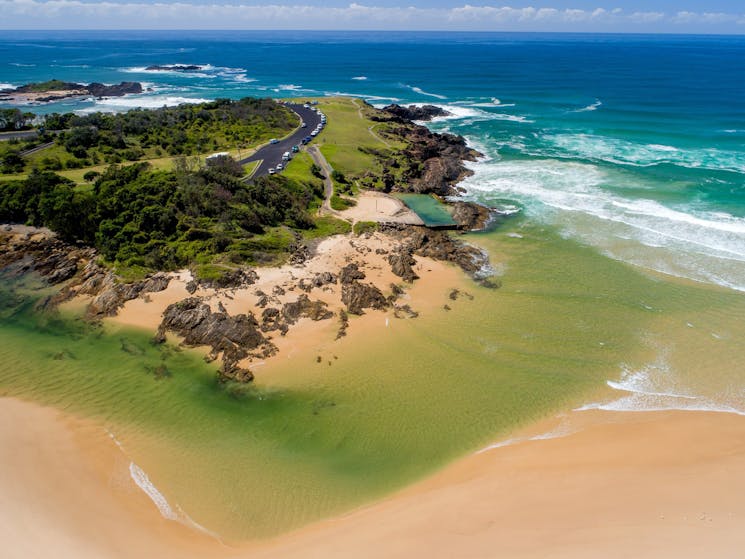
[2, 31, 745, 539]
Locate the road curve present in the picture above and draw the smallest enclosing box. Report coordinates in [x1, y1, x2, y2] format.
[239, 103, 323, 178]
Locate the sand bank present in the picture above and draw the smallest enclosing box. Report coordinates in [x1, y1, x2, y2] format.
[3, 395, 745, 559]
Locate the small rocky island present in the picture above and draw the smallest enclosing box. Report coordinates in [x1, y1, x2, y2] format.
[0, 79, 143, 104]
[145, 64, 203, 72]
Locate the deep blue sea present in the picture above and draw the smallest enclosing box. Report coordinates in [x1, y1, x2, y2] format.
[3, 31, 745, 290]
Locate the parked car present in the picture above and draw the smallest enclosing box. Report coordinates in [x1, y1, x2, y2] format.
[292, 145, 300, 153]
[301, 122, 307, 128]
[282, 151, 291, 160]
[276, 163, 283, 170]
[269, 138, 279, 144]
[268, 168, 275, 174]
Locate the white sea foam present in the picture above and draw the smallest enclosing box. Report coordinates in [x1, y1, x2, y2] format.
[275, 84, 303, 91]
[572, 99, 602, 112]
[352, 76, 368, 80]
[576, 357, 745, 417]
[544, 133, 745, 174]
[79, 95, 210, 112]
[0, 83, 16, 90]
[459, 155, 745, 292]
[403, 84, 447, 99]
[129, 462, 179, 520]
[476, 419, 576, 454]
[467, 101, 517, 108]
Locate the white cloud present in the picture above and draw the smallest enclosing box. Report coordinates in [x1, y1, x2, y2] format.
[0, 2, 744, 31]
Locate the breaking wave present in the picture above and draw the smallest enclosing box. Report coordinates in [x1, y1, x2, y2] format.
[576, 355, 745, 416]
[459, 155, 745, 292]
[403, 84, 447, 99]
[572, 99, 602, 112]
[543, 133, 745, 174]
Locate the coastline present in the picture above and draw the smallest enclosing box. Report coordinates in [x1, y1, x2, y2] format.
[4, 395, 745, 558]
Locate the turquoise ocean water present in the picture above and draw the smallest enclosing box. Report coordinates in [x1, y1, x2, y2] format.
[3, 30, 744, 291]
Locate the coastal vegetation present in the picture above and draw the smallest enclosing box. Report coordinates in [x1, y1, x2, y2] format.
[0, 97, 297, 179]
[0, 163, 323, 275]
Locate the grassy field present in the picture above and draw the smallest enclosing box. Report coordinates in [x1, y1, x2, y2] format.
[291, 97, 405, 189]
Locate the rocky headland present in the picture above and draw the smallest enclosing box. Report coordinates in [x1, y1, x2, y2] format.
[0, 99, 502, 386]
[0, 80, 143, 104]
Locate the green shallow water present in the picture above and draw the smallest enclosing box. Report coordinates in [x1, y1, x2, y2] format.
[395, 193, 457, 227]
[2, 221, 745, 540]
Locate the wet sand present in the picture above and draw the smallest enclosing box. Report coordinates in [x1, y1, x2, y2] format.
[3, 395, 745, 559]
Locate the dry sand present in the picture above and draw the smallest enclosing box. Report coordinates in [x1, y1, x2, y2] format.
[107, 231, 453, 374]
[3, 395, 745, 559]
[338, 191, 424, 225]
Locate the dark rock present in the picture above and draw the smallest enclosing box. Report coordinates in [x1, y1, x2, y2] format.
[281, 294, 334, 324]
[381, 104, 451, 122]
[85, 82, 142, 97]
[381, 224, 494, 282]
[158, 297, 273, 381]
[341, 281, 388, 315]
[339, 263, 365, 284]
[145, 64, 203, 72]
[255, 290, 270, 308]
[451, 201, 493, 231]
[393, 304, 419, 319]
[388, 250, 419, 282]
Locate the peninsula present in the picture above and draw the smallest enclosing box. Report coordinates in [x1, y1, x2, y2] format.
[0, 96, 498, 385]
[0, 79, 143, 104]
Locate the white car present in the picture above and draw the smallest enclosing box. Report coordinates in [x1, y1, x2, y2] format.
[276, 163, 283, 170]
[310, 131, 318, 137]
[301, 122, 307, 128]
[268, 168, 275, 174]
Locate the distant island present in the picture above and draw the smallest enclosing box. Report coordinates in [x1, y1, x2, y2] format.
[0, 79, 143, 104]
[144, 64, 203, 72]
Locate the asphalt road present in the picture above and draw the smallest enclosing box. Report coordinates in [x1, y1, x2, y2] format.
[239, 103, 323, 178]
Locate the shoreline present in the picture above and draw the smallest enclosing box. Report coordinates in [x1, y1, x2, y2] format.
[3, 395, 745, 558]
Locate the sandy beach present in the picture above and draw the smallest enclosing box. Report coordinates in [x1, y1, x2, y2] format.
[104, 230, 462, 376]
[3, 395, 745, 558]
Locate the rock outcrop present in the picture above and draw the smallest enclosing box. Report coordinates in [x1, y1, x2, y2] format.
[381, 104, 451, 122]
[145, 65, 203, 72]
[382, 224, 497, 285]
[4, 80, 142, 103]
[388, 249, 419, 282]
[451, 201, 494, 231]
[156, 297, 273, 383]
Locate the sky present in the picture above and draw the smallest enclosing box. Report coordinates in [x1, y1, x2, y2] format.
[1, 1, 745, 32]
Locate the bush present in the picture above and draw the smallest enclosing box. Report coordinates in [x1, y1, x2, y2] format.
[353, 221, 378, 236]
[330, 194, 356, 211]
